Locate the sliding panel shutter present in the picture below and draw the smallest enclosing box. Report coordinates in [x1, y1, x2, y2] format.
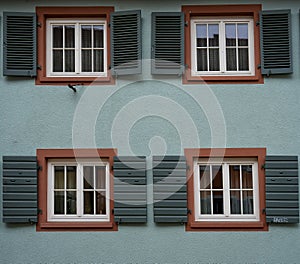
[3, 12, 37, 77]
[153, 156, 187, 223]
[265, 156, 299, 223]
[113, 156, 147, 223]
[151, 12, 184, 75]
[110, 10, 142, 75]
[260, 10, 292, 75]
[2, 156, 38, 223]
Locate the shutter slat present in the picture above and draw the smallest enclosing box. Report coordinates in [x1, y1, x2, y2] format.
[3, 12, 37, 76]
[260, 10, 292, 75]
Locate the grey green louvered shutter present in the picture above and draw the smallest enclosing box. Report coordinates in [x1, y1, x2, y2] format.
[110, 10, 142, 75]
[3, 12, 37, 77]
[113, 156, 147, 223]
[2, 156, 38, 223]
[153, 156, 187, 223]
[151, 12, 184, 75]
[260, 10, 292, 75]
[265, 156, 299, 224]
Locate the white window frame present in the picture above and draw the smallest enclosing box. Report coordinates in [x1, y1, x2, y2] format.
[46, 18, 107, 77]
[47, 159, 110, 222]
[194, 158, 260, 222]
[191, 17, 255, 76]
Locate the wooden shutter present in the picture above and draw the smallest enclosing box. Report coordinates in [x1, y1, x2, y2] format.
[3, 12, 37, 77]
[151, 12, 184, 75]
[113, 156, 147, 223]
[110, 10, 142, 75]
[265, 156, 299, 224]
[2, 156, 38, 223]
[260, 10, 292, 75]
[153, 156, 187, 223]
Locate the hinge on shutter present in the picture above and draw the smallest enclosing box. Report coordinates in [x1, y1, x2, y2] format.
[37, 165, 42, 171]
[187, 209, 192, 215]
[186, 165, 190, 171]
[111, 165, 114, 171]
[37, 22, 42, 28]
[257, 64, 261, 69]
[38, 208, 43, 215]
[261, 164, 265, 169]
[256, 21, 260, 26]
[184, 21, 188, 27]
[37, 65, 42, 70]
[262, 208, 266, 214]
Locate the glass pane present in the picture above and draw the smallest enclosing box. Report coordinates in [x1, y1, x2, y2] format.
[212, 165, 222, 189]
[242, 165, 253, 188]
[229, 165, 240, 189]
[197, 49, 208, 71]
[96, 191, 106, 214]
[65, 50, 75, 72]
[65, 25, 75, 48]
[208, 24, 219, 47]
[84, 191, 94, 214]
[213, 191, 223, 214]
[94, 50, 104, 72]
[53, 50, 63, 72]
[82, 50, 92, 72]
[230, 191, 241, 214]
[54, 166, 64, 189]
[52, 25, 63, 48]
[200, 165, 210, 189]
[94, 25, 104, 48]
[83, 166, 94, 189]
[96, 166, 106, 189]
[66, 191, 76, 214]
[196, 24, 207, 47]
[54, 191, 64, 214]
[237, 23, 248, 46]
[243, 191, 254, 214]
[81, 25, 92, 48]
[225, 23, 236, 46]
[238, 48, 249, 71]
[67, 166, 76, 189]
[226, 48, 237, 71]
[209, 49, 220, 71]
[200, 191, 211, 214]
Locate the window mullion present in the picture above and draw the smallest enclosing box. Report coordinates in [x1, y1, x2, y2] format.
[236, 23, 239, 71]
[77, 164, 82, 217]
[76, 23, 80, 74]
[240, 165, 244, 215]
[223, 163, 230, 217]
[220, 22, 225, 73]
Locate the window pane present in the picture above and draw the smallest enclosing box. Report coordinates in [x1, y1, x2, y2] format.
[54, 191, 64, 214]
[225, 23, 236, 46]
[212, 165, 222, 189]
[238, 48, 249, 71]
[54, 166, 64, 189]
[82, 50, 92, 72]
[226, 48, 237, 71]
[81, 25, 92, 48]
[96, 166, 106, 189]
[84, 191, 94, 214]
[229, 165, 240, 189]
[243, 191, 254, 214]
[53, 50, 63, 72]
[200, 191, 211, 214]
[213, 191, 223, 214]
[197, 49, 208, 71]
[65, 25, 75, 48]
[237, 23, 248, 46]
[242, 165, 253, 188]
[65, 50, 75, 72]
[83, 166, 94, 189]
[230, 191, 241, 214]
[196, 24, 207, 47]
[66, 191, 76, 214]
[96, 191, 106, 214]
[208, 24, 219, 47]
[94, 50, 104, 72]
[209, 49, 220, 71]
[67, 166, 76, 189]
[52, 25, 63, 48]
[200, 165, 210, 189]
[94, 25, 104, 48]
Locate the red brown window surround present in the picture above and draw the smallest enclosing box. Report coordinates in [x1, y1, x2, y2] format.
[35, 6, 115, 86]
[182, 4, 263, 85]
[36, 148, 118, 232]
[184, 148, 268, 231]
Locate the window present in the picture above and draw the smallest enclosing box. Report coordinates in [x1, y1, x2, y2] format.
[182, 4, 263, 84]
[37, 149, 117, 231]
[185, 148, 267, 231]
